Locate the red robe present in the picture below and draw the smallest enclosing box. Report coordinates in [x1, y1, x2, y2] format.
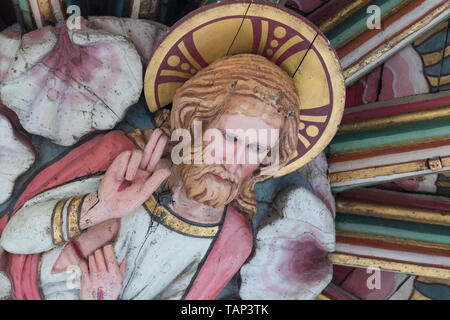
[0, 130, 253, 300]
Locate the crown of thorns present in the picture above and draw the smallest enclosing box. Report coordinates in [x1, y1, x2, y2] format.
[229, 80, 297, 118]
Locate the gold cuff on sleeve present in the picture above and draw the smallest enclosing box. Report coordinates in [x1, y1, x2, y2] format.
[51, 199, 69, 246]
[67, 194, 88, 240]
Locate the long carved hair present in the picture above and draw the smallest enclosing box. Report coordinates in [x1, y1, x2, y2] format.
[170, 54, 300, 218]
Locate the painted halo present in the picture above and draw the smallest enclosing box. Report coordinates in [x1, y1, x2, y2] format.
[144, 0, 345, 177]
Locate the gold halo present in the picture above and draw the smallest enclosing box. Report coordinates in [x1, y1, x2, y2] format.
[144, 0, 345, 176]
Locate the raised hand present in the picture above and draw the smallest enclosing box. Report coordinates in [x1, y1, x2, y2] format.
[79, 245, 126, 300]
[80, 129, 171, 228]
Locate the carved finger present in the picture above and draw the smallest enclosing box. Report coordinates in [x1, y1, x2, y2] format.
[146, 134, 168, 173]
[88, 255, 98, 274]
[139, 168, 171, 200]
[125, 150, 143, 181]
[105, 150, 132, 183]
[94, 249, 107, 272]
[140, 128, 163, 170]
[103, 244, 119, 273]
[80, 260, 89, 278]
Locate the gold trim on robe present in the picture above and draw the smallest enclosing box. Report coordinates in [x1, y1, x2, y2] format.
[143, 195, 220, 238]
[51, 199, 68, 246]
[67, 195, 87, 240]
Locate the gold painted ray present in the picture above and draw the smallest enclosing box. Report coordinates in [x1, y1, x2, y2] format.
[338, 105, 450, 133]
[437, 181, 450, 188]
[299, 115, 328, 123]
[298, 133, 311, 148]
[410, 290, 431, 300]
[336, 198, 450, 226]
[258, 20, 269, 54]
[178, 41, 202, 70]
[428, 74, 450, 87]
[329, 157, 450, 184]
[422, 46, 450, 66]
[336, 230, 450, 251]
[271, 36, 303, 62]
[417, 276, 450, 287]
[160, 70, 193, 79]
[329, 253, 450, 279]
[329, 135, 450, 162]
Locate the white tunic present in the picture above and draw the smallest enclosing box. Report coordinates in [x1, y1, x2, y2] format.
[0, 177, 219, 300]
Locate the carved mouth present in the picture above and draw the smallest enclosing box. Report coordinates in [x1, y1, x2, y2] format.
[210, 173, 230, 184]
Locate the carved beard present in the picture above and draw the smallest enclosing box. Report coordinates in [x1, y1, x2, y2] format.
[180, 164, 242, 208]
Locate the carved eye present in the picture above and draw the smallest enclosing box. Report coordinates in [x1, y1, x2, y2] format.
[225, 132, 236, 143]
[249, 144, 267, 154]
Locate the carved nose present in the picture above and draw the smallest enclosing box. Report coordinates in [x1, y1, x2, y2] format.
[224, 146, 245, 174]
[224, 162, 239, 174]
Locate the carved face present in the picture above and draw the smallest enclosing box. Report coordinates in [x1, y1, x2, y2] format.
[172, 54, 300, 213]
[180, 95, 284, 208]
